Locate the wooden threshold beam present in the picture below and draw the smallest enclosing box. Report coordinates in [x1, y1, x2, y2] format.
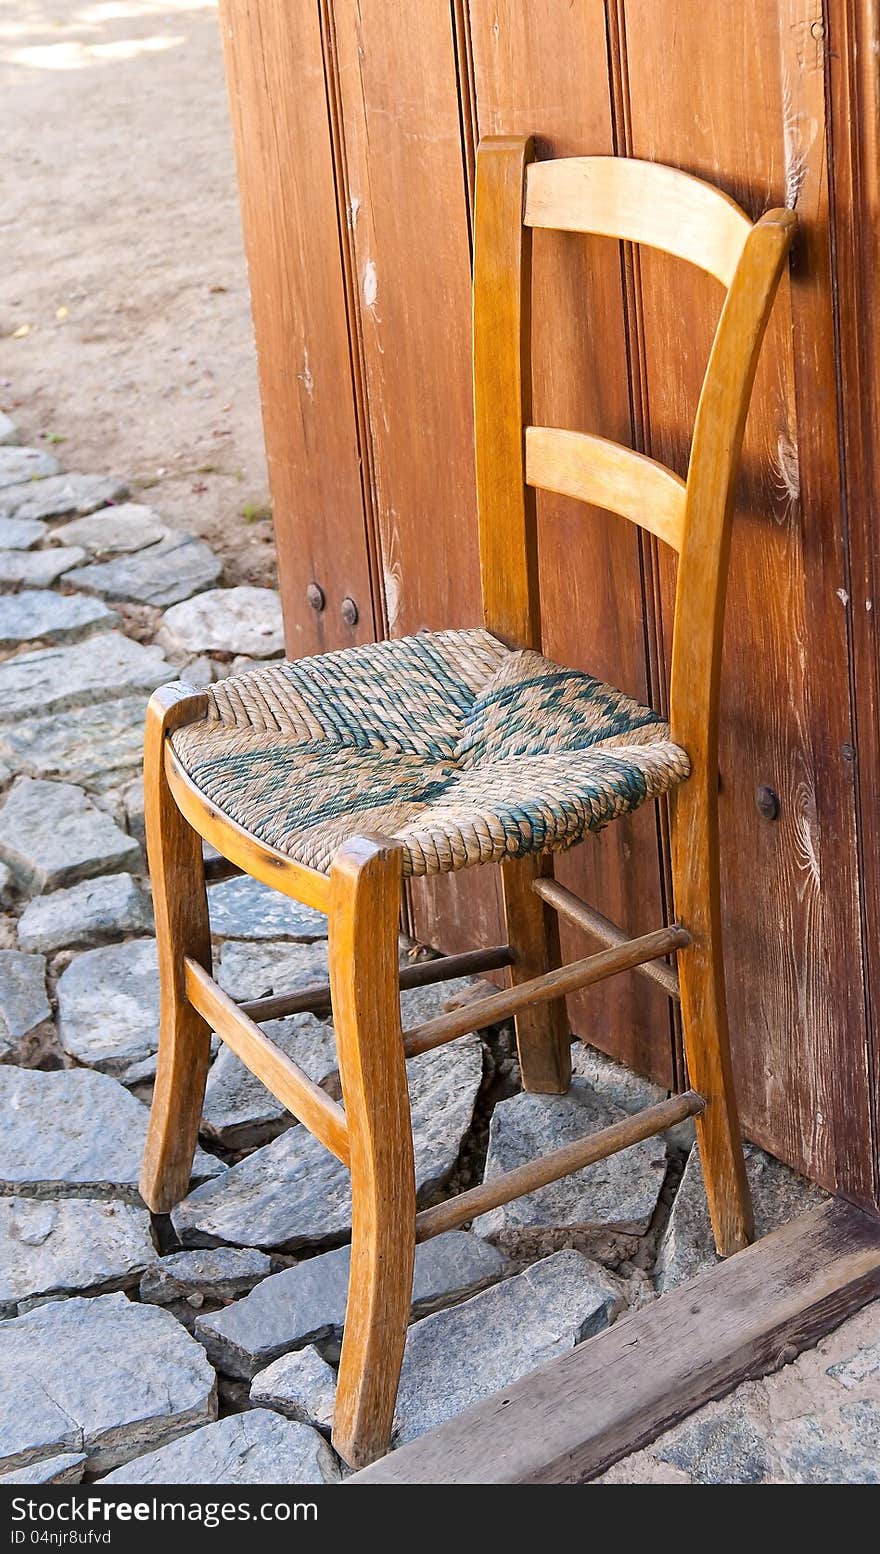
[415, 1090, 704, 1242]
[184, 958, 350, 1164]
[349, 1198, 880, 1484]
[402, 925, 690, 1057]
[238, 944, 515, 1023]
[532, 877, 680, 999]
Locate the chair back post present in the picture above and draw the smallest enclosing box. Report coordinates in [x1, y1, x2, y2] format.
[473, 135, 541, 650]
[668, 208, 796, 765]
[473, 135, 795, 765]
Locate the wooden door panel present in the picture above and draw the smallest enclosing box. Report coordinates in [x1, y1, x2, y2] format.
[622, 0, 874, 1198]
[330, 0, 479, 637]
[468, 0, 675, 1083]
[329, 0, 501, 955]
[218, 0, 375, 654]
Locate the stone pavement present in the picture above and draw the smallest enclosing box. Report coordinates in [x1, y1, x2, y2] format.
[0, 422, 873, 1485]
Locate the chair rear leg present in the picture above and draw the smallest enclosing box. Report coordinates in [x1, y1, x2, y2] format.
[500, 853, 572, 1093]
[140, 687, 213, 1213]
[329, 837, 416, 1470]
[670, 780, 753, 1256]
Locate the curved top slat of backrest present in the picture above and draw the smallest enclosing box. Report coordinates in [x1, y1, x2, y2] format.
[524, 156, 752, 287]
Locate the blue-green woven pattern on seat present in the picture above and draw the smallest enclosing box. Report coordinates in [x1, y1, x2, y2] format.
[170, 628, 690, 877]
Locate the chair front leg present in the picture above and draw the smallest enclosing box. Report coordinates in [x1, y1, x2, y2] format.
[140, 686, 214, 1214]
[670, 775, 753, 1256]
[329, 836, 416, 1470]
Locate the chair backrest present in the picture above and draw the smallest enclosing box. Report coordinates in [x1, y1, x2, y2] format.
[473, 136, 795, 767]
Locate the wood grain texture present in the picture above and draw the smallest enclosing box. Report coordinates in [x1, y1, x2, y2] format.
[327, 0, 502, 973]
[526, 425, 686, 550]
[621, 0, 875, 1202]
[328, 836, 416, 1469]
[139, 686, 214, 1214]
[474, 134, 540, 650]
[184, 959, 350, 1164]
[349, 1198, 880, 1483]
[469, 0, 675, 1085]
[164, 744, 331, 914]
[824, 0, 880, 1206]
[525, 155, 751, 285]
[218, 0, 375, 653]
[670, 211, 795, 1253]
[471, 136, 570, 1092]
[414, 1090, 704, 1241]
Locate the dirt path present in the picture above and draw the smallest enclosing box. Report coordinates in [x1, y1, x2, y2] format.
[0, 0, 275, 586]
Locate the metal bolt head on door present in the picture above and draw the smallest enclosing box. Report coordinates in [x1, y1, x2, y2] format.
[307, 582, 325, 613]
[341, 596, 359, 627]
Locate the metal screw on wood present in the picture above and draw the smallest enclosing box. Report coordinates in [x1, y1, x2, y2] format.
[307, 582, 326, 612]
[341, 596, 359, 626]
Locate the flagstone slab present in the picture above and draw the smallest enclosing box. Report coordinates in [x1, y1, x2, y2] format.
[51, 503, 167, 556]
[101, 1410, 339, 1486]
[0, 1452, 87, 1485]
[158, 586, 284, 658]
[0, 1294, 217, 1476]
[201, 1012, 339, 1149]
[196, 1231, 507, 1378]
[250, 1347, 337, 1435]
[0, 517, 46, 550]
[208, 875, 327, 942]
[0, 447, 60, 490]
[57, 938, 160, 1074]
[654, 1141, 826, 1294]
[173, 1035, 483, 1249]
[393, 1250, 625, 1445]
[0, 589, 115, 647]
[0, 695, 148, 789]
[18, 873, 153, 954]
[0, 950, 50, 1058]
[0, 1066, 224, 1201]
[0, 547, 85, 588]
[0, 778, 140, 890]
[217, 938, 329, 1002]
[66, 531, 221, 608]
[473, 1078, 667, 1241]
[140, 1247, 272, 1307]
[0, 473, 127, 521]
[0, 412, 18, 447]
[0, 1197, 157, 1317]
[0, 632, 171, 720]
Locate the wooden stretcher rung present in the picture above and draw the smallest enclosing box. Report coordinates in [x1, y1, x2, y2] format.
[402, 924, 690, 1058]
[238, 943, 515, 1024]
[415, 1089, 705, 1242]
[184, 958, 350, 1165]
[532, 877, 681, 999]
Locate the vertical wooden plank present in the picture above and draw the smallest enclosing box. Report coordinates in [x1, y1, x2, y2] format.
[621, 0, 874, 1200]
[328, 0, 503, 961]
[468, 0, 675, 1084]
[329, 0, 480, 636]
[218, 0, 375, 654]
[824, 0, 880, 1205]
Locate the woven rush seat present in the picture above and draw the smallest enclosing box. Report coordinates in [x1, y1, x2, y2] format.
[171, 627, 690, 878]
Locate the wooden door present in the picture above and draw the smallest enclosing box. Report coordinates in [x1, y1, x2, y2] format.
[219, 0, 880, 1208]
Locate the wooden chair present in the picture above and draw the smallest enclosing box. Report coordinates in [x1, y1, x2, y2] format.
[140, 138, 794, 1469]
